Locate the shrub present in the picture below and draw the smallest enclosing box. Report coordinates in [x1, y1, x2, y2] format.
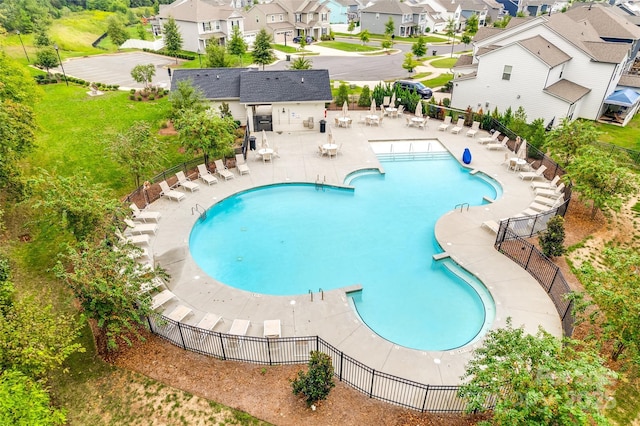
[291, 351, 335, 408]
[148, 95, 155, 100]
[539, 215, 566, 258]
[129, 95, 135, 100]
[137, 96, 143, 101]
[358, 85, 372, 107]
[130, 89, 136, 94]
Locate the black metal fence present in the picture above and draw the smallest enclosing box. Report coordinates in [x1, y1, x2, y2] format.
[147, 314, 474, 413]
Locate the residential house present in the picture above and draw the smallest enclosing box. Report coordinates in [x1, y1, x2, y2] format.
[170, 69, 333, 133]
[242, 2, 295, 46]
[360, 0, 417, 37]
[158, 0, 244, 52]
[450, 4, 640, 127]
[322, 0, 351, 24]
[279, 0, 332, 41]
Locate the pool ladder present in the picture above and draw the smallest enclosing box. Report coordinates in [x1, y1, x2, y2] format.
[315, 175, 326, 191]
[308, 288, 324, 301]
[454, 202, 470, 212]
[192, 203, 206, 219]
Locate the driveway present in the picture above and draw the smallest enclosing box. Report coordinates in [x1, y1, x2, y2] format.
[54, 51, 179, 89]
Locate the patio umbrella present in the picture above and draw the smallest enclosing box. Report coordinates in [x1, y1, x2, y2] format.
[517, 138, 527, 159]
[370, 98, 377, 115]
[390, 92, 396, 107]
[415, 101, 423, 118]
[262, 129, 268, 148]
[342, 100, 349, 117]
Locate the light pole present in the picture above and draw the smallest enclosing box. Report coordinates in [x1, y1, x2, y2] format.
[197, 48, 202, 67]
[16, 30, 30, 63]
[53, 43, 68, 86]
[283, 32, 288, 47]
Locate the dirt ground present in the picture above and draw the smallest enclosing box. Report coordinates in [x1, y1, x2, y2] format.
[113, 196, 632, 426]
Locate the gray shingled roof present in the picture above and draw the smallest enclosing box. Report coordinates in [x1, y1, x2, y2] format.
[473, 26, 504, 43]
[453, 54, 474, 67]
[172, 68, 243, 99]
[543, 79, 591, 103]
[583, 41, 630, 63]
[518, 35, 571, 67]
[159, 0, 236, 22]
[565, 3, 640, 41]
[362, 0, 414, 14]
[239, 69, 332, 103]
[618, 73, 640, 88]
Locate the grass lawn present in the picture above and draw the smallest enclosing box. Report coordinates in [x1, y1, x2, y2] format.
[422, 73, 453, 89]
[429, 57, 458, 69]
[272, 44, 301, 53]
[594, 118, 640, 150]
[28, 84, 188, 194]
[315, 40, 380, 52]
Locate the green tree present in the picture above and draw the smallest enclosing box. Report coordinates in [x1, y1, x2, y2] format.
[291, 351, 335, 407]
[130, 63, 156, 88]
[494, 14, 512, 28]
[544, 118, 599, 167]
[359, 29, 370, 45]
[0, 370, 66, 425]
[136, 23, 147, 40]
[347, 21, 355, 34]
[289, 57, 312, 70]
[461, 33, 472, 46]
[107, 15, 128, 47]
[412, 35, 427, 57]
[252, 28, 275, 70]
[565, 145, 638, 219]
[465, 13, 479, 35]
[110, 121, 167, 188]
[459, 319, 616, 426]
[334, 83, 349, 108]
[163, 16, 183, 64]
[381, 35, 393, 50]
[402, 52, 420, 73]
[174, 110, 237, 165]
[168, 79, 206, 120]
[384, 17, 395, 36]
[35, 47, 59, 75]
[538, 215, 565, 258]
[0, 52, 40, 105]
[579, 246, 640, 361]
[299, 36, 307, 50]
[227, 25, 247, 67]
[358, 85, 372, 107]
[30, 170, 122, 242]
[34, 27, 52, 47]
[445, 18, 456, 58]
[0, 99, 37, 196]
[54, 240, 166, 352]
[205, 43, 232, 68]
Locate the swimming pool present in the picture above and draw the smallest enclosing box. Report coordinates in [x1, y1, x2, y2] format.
[189, 147, 499, 350]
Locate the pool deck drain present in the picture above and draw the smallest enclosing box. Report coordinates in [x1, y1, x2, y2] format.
[145, 114, 562, 386]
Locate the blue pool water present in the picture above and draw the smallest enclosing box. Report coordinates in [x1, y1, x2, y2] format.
[189, 154, 498, 350]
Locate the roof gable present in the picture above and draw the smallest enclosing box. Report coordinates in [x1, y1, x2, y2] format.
[239, 69, 332, 103]
[159, 0, 237, 22]
[517, 35, 571, 67]
[172, 68, 243, 99]
[565, 3, 640, 41]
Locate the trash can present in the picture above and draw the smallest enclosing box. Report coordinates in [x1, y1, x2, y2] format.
[432, 49, 437, 56]
[319, 119, 326, 133]
[249, 136, 256, 151]
[286, 54, 291, 61]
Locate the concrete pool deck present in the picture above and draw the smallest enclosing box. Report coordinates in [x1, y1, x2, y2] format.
[141, 112, 562, 386]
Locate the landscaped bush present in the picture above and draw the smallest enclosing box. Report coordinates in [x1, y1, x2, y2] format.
[291, 351, 335, 408]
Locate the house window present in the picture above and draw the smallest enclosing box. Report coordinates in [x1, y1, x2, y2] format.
[215, 21, 220, 30]
[295, 13, 301, 22]
[279, 14, 283, 21]
[322, 13, 327, 21]
[502, 65, 513, 80]
[309, 12, 313, 20]
[203, 22, 211, 31]
[271, 15, 275, 22]
[376, 13, 380, 19]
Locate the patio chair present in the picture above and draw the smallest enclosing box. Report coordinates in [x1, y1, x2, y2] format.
[166, 305, 193, 323]
[235, 154, 250, 175]
[149, 289, 176, 310]
[264, 319, 281, 338]
[417, 116, 429, 130]
[214, 159, 235, 180]
[197, 164, 218, 185]
[262, 151, 273, 163]
[466, 121, 480, 137]
[518, 164, 547, 181]
[485, 137, 509, 151]
[115, 228, 149, 247]
[318, 145, 327, 156]
[175, 171, 200, 192]
[438, 116, 452, 131]
[129, 203, 161, 223]
[450, 118, 465, 134]
[397, 105, 405, 115]
[382, 96, 391, 107]
[228, 319, 250, 348]
[124, 218, 158, 235]
[534, 183, 565, 197]
[481, 220, 500, 234]
[478, 131, 500, 144]
[405, 116, 413, 127]
[531, 175, 560, 190]
[194, 313, 223, 342]
[159, 180, 186, 202]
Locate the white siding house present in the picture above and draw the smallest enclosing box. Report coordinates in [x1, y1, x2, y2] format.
[451, 5, 640, 126]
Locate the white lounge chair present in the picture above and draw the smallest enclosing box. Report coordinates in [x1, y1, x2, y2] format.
[478, 131, 500, 144]
[264, 319, 281, 338]
[129, 203, 161, 223]
[486, 137, 509, 151]
[534, 183, 565, 197]
[531, 175, 560, 190]
[214, 159, 234, 180]
[481, 220, 500, 234]
[149, 289, 176, 310]
[124, 218, 158, 235]
[438, 116, 452, 131]
[175, 171, 200, 192]
[235, 154, 250, 175]
[159, 180, 186, 202]
[228, 319, 250, 348]
[197, 164, 218, 185]
[166, 305, 193, 323]
[450, 118, 465, 134]
[532, 194, 562, 207]
[466, 121, 480, 137]
[116, 228, 149, 247]
[197, 313, 223, 331]
[519, 165, 547, 181]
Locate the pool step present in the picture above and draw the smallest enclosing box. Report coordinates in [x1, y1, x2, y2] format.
[377, 152, 450, 162]
[432, 252, 450, 261]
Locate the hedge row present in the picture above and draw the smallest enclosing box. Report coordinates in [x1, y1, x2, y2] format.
[142, 48, 196, 60]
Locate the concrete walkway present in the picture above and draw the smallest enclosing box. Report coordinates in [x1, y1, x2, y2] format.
[138, 114, 561, 386]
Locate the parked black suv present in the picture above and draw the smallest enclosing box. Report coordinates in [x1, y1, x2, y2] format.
[393, 80, 433, 99]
